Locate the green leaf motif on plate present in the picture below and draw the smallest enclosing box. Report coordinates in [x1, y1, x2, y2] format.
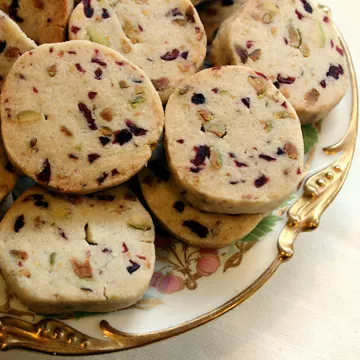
[302, 124, 319, 153]
[240, 215, 282, 243]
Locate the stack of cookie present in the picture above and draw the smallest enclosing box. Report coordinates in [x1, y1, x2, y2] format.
[0, 0, 348, 314]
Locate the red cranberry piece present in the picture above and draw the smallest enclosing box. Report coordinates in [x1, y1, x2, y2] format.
[88, 91, 97, 99]
[331, 40, 334, 48]
[191, 145, 210, 166]
[254, 175, 269, 188]
[83, 0, 94, 18]
[277, 74, 296, 84]
[177, 139, 184, 144]
[166, 8, 183, 17]
[75, 63, 86, 73]
[323, 16, 330, 23]
[183, 220, 209, 238]
[99, 137, 111, 146]
[336, 46, 344, 56]
[259, 154, 276, 161]
[94, 68, 103, 80]
[71, 26, 81, 34]
[111, 169, 119, 176]
[138, 24, 143, 31]
[78, 103, 97, 130]
[36, 159, 51, 184]
[88, 153, 100, 164]
[235, 160, 248, 168]
[229, 152, 236, 158]
[103, 248, 112, 253]
[160, 48, 179, 61]
[273, 81, 280, 89]
[284, 38, 289, 45]
[281, 101, 287, 108]
[173, 201, 185, 213]
[212, 88, 219, 94]
[125, 120, 147, 136]
[301, 0, 312, 13]
[102, 8, 110, 18]
[242, 97, 250, 109]
[122, 242, 129, 253]
[33, 87, 38, 93]
[320, 80, 327, 88]
[326, 64, 344, 80]
[181, 51, 189, 60]
[113, 129, 133, 145]
[91, 57, 107, 67]
[97, 172, 108, 184]
[127, 260, 140, 274]
[229, 181, 239, 185]
[277, 148, 285, 155]
[295, 10, 304, 20]
[68, 154, 79, 159]
[14, 215, 25, 233]
[137, 255, 146, 260]
[255, 72, 267, 79]
[246, 40, 253, 49]
[190, 167, 203, 173]
[191, 93, 206, 105]
[58, 227, 68, 239]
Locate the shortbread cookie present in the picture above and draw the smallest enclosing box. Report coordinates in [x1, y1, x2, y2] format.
[1, 40, 164, 194]
[0, 137, 18, 202]
[0, 0, 74, 44]
[139, 167, 263, 249]
[198, 0, 246, 43]
[0, 186, 155, 314]
[211, 0, 348, 124]
[0, 11, 36, 91]
[165, 66, 304, 214]
[69, 0, 206, 103]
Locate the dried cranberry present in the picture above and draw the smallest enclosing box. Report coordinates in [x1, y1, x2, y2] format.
[185, 6, 195, 23]
[125, 120, 147, 136]
[91, 58, 107, 67]
[259, 154, 276, 161]
[301, 0, 313, 13]
[284, 38, 289, 45]
[255, 175, 269, 188]
[331, 40, 334, 48]
[36, 159, 51, 184]
[190, 167, 203, 173]
[99, 137, 111, 146]
[235, 161, 248, 168]
[281, 101, 288, 108]
[246, 40, 253, 49]
[181, 51, 189, 60]
[127, 260, 140, 274]
[212, 88, 219, 94]
[273, 81, 280, 89]
[183, 220, 209, 238]
[191, 146, 210, 166]
[88, 91, 97, 99]
[229, 152, 236, 158]
[323, 16, 330, 23]
[122, 242, 129, 253]
[83, 0, 94, 18]
[58, 227, 68, 239]
[9, 0, 24, 22]
[75, 63, 86, 73]
[177, 139, 184, 144]
[23, 194, 49, 208]
[242, 97, 250, 109]
[320, 80, 327, 88]
[229, 181, 239, 185]
[326, 64, 344, 80]
[255, 72, 268, 79]
[166, 8, 183, 17]
[14, 215, 25, 233]
[94, 68, 103, 80]
[97, 172, 108, 184]
[277, 148, 285, 155]
[191, 93, 206, 105]
[111, 169, 119, 176]
[113, 129, 133, 145]
[295, 9, 304, 20]
[102, 248, 112, 253]
[88, 153, 100, 164]
[160, 49, 179, 61]
[0, 40, 6, 53]
[277, 74, 296, 84]
[78, 103, 97, 130]
[173, 201, 185, 213]
[69, 154, 79, 159]
[97, 195, 115, 201]
[336, 46, 344, 56]
[102, 8, 110, 18]
[71, 26, 81, 34]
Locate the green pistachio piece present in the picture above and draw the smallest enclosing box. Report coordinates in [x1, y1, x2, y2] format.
[87, 26, 110, 46]
[210, 146, 222, 169]
[203, 122, 226, 138]
[16, 111, 41, 123]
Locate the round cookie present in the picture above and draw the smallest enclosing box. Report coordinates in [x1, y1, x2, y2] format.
[0, 137, 18, 202]
[0, 185, 155, 314]
[197, 0, 246, 43]
[165, 66, 304, 215]
[211, 0, 348, 124]
[69, 0, 206, 103]
[139, 167, 263, 249]
[1, 40, 164, 194]
[0, 10, 36, 91]
[0, 0, 74, 44]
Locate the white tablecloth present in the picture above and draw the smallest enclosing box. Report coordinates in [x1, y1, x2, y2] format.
[2, 0, 360, 359]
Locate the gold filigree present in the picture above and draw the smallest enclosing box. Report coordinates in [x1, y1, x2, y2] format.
[0, 6, 358, 354]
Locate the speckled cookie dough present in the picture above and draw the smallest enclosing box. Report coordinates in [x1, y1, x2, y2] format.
[211, 0, 348, 124]
[69, 0, 206, 103]
[0, 10, 36, 91]
[1, 40, 164, 194]
[0, 185, 155, 314]
[0, 0, 74, 44]
[0, 137, 18, 203]
[165, 66, 304, 214]
[139, 167, 263, 249]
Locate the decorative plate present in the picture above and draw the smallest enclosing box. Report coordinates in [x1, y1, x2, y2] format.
[0, 6, 358, 356]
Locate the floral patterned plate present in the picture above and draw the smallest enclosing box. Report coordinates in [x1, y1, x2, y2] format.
[0, 12, 357, 355]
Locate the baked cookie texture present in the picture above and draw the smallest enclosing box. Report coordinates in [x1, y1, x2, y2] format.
[0, 186, 155, 314]
[1, 40, 164, 194]
[211, 0, 348, 124]
[165, 66, 304, 215]
[0, 0, 74, 44]
[0, 137, 18, 202]
[69, 0, 207, 103]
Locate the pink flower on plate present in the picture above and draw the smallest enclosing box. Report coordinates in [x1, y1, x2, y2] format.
[151, 272, 185, 294]
[196, 254, 220, 277]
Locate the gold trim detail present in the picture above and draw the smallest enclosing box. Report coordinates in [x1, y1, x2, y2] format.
[0, 6, 358, 354]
